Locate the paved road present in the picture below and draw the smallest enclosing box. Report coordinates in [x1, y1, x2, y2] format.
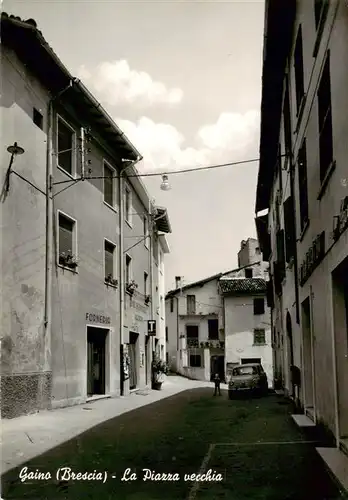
[2, 387, 344, 500]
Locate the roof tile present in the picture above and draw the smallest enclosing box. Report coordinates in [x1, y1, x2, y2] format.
[219, 277, 266, 294]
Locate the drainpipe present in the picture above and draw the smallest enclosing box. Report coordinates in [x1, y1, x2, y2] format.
[119, 156, 142, 395]
[44, 81, 74, 383]
[289, 158, 300, 325]
[149, 202, 155, 362]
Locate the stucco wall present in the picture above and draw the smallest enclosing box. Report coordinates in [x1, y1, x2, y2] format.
[224, 294, 273, 387]
[1, 46, 51, 417]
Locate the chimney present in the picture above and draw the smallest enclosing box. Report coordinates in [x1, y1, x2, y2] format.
[175, 276, 181, 289]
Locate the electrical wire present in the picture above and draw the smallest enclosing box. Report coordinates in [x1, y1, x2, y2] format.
[52, 155, 278, 187]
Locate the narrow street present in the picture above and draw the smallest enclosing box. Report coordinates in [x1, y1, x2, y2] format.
[2, 387, 344, 500]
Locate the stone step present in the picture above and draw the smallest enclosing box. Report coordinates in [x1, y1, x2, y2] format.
[316, 446, 348, 495]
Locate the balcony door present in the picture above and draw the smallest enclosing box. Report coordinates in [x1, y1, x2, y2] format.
[186, 325, 199, 348]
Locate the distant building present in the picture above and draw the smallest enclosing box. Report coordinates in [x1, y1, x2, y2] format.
[165, 239, 273, 386]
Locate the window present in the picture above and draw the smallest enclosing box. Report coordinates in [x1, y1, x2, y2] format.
[125, 254, 132, 284]
[283, 196, 296, 263]
[317, 52, 334, 184]
[33, 108, 43, 129]
[58, 212, 76, 266]
[187, 295, 196, 315]
[125, 185, 132, 225]
[189, 355, 201, 368]
[57, 117, 75, 176]
[276, 229, 286, 276]
[104, 162, 115, 207]
[245, 268, 253, 278]
[253, 298, 265, 315]
[208, 319, 219, 340]
[253, 329, 266, 345]
[166, 327, 168, 342]
[143, 216, 149, 248]
[298, 140, 309, 231]
[170, 297, 174, 312]
[144, 272, 148, 295]
[314, 0, 329, 30]
[104, 240, 116, 280]
[186, 325, 199, 347]
[294, 26, 305, 115]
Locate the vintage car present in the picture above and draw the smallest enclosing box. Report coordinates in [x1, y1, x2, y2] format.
[228, 363, 268, 398]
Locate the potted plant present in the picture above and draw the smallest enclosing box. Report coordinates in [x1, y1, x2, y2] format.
[145, 294, 150, 304]
[126, 280, 138, 295]
[105, 274, 118, 287]
[59, 251, 78, 270]
[151, 355, 169, 390]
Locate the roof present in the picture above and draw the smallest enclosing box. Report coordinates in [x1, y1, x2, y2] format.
[165, 261, 262, 298]
[154, 207, 172, 234]
[1, 12, 141, 162]
[219, 278, 266, 295]
[255, 0, 296, 213]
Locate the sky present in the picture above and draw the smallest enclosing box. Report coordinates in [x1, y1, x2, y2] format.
[4, 0, 265, 291]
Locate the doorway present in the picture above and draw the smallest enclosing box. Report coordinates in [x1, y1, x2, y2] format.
[129, 332, 138, 390]
[301, 297, 315, 418]
[286, 312, 295, 397]
[87, 327, 108, 397]
[210, 355, 225, 382]
[332, 256, 348, 442]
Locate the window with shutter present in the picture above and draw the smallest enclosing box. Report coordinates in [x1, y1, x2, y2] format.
[104, 163, 114, 206]
[276, 229, 286, 281]
[318, 52, 333, 183]
[104, 240, 115, 278]
[253, 329, 266, 345]
[294, 26, 305, 115]
[58, 214, 74, 255]
[283, 196, 296, 263]
[298, 140, 309, 231]
[57, 118, 74, 175]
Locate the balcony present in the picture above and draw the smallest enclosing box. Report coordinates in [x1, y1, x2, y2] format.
[200, 340, 225, 350]
[186, 338, 199, 348]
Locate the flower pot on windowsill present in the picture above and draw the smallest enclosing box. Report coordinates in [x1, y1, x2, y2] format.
[126, 281, 138, 295]
[59, 252, 78, 270]
[105, 274, 118, 287]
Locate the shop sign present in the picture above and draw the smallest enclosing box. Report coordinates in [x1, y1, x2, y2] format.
[299, 231, 325, 286]
[85, 312, 111, 325]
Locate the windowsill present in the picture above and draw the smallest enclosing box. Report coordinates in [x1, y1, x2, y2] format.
[299, 219, 310, 242]
[125, 219, 133, 229]
[295, 94, 307, 133]
[253, 313, 265, 316]
[57, 165, 77, 180]
[253, 343, 267, 347]
[105, 281, 118, 289]
[103, 201, 118, 214]
[317, 160, 336, 201]
[57, 263, 78, 274]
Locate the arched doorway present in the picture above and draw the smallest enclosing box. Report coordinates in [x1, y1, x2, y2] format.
[286, 312, 295, 397]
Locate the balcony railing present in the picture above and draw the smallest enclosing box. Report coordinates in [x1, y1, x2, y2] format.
[186, 338, 199, 348]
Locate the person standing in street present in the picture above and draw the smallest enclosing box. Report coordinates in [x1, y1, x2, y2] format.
[213, 373, 221, 396]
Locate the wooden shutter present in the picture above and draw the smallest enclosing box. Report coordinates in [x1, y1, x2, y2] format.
[104, 165, 114, 206]
[283, 196, 296, 263]
[59, 215, 73, 254]
[104, 241, 114, 277]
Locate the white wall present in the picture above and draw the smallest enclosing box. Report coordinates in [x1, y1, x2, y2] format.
[224, 294, 273, 388]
